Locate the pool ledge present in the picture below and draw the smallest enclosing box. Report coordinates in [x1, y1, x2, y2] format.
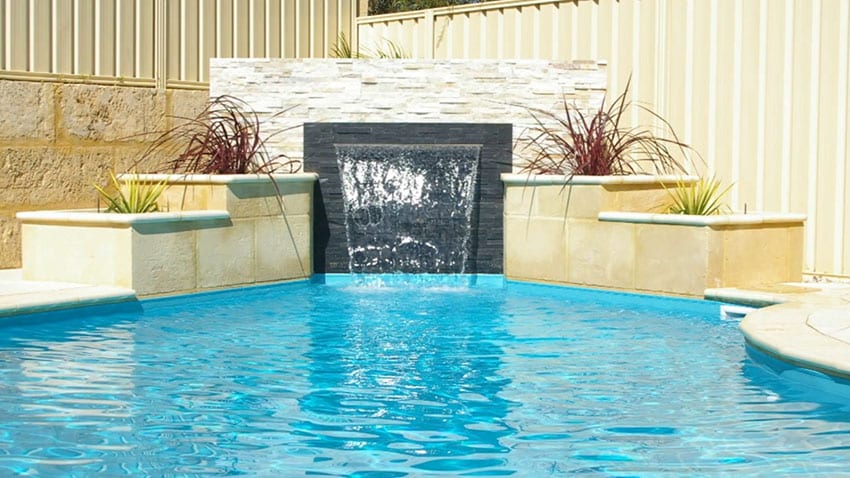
[0, 270, 136, 319]
[710, 283, 850, 380]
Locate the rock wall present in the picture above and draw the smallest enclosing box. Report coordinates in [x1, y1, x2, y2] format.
[0, 80, 209, 268]
[209, 59, 607, 168]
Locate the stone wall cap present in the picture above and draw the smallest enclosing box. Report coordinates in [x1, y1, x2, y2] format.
[501, 173, 698, 186]
[17, 209, 231, 226]
[118, 172, 319, 185]
[212, 57, 606, 68]
[598, 211, 808, 227]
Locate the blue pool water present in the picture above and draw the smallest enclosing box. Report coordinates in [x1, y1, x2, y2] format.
[1, 275, 849, 476]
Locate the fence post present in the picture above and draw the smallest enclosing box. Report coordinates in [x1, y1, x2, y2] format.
[424, 9, 435, 59]
[154, 0, 167, 91]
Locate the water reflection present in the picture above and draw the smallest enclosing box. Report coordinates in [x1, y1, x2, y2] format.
[295, 286, 515, 474]
[0, 320, 137, 474]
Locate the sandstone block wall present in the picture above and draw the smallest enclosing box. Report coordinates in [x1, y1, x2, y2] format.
[0, 80, 209, 268]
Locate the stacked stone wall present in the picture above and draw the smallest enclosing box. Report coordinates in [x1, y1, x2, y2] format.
[210, 59, 607, 168]
[0, 80, 209, 268]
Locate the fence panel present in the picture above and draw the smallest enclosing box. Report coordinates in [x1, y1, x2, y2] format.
[0, 0, 358, 87]
[359, 0, 850, 278]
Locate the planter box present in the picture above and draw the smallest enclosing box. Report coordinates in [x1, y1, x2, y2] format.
[18, 173, 318, 296]
[596, 212, 806, 296]
[502, 173, 695, 284]
[502, 173, 805, 296]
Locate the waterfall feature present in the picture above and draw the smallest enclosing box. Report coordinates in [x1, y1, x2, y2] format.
[336, 144, 481, 273]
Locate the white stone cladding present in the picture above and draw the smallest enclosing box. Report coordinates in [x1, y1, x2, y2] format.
[209, 58, 607, 168]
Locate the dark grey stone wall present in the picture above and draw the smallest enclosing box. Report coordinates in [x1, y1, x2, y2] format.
[304, 122, 511, 274]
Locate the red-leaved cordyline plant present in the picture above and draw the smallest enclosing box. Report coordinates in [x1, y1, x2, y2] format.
[134, 95, 300, 175]
[127, 95, 306, 275]
[517, 77, 695, 177]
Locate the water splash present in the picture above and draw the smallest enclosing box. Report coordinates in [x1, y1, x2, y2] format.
[336, 144, 481, 273]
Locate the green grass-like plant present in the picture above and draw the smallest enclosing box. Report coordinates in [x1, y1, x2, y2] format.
[665, 176, 733, 215]
[95, 172, 168, 213]
[331, 32, 408, 59]
[331, 32, 362, 58]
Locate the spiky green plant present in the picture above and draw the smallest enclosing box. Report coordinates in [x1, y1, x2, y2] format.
[665, 176, 733, 215]
[331, 32, 408, 59]
[94, 172, 168, 213]
[372, 39, 407, 58]
[331, 32, 362, 58]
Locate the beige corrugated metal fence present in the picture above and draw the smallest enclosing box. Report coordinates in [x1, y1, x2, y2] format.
[360, 0, 850, 279]
[0, 0, 358, 89]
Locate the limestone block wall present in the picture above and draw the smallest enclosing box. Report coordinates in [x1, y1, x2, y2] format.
[209, 58, 607, 167]
[0, 79, 209, 268]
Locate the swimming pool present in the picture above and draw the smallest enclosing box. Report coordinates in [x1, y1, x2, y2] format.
[0, 275, 848, 476]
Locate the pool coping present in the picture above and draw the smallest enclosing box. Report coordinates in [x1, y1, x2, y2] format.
[708, 283, 850, 380]
[0, 269, 137, 319]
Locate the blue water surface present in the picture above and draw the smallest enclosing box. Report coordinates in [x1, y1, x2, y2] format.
[0, 274, 848, 476]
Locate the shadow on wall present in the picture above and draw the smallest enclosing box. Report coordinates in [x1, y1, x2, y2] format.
[0, 79, 210, 269]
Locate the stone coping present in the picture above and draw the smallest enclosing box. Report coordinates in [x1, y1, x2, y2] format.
[119, 172, 319, 185]
[598, 211, 807, 227]
[501, 173, 698, 186]
[741, 302, 850, 380]
[0, 283, 136, 318]
[17, 209, 230, 226]
[711, 283, 850, 380]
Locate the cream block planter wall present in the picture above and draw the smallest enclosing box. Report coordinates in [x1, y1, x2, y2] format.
[598, 212, 806, 296]
[18, 173, 317, 297]
[503, 173, 694, 286]
[503, 174, 805, 296]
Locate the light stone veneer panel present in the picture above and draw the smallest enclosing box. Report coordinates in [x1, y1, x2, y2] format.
[567, 220, 634, 290]
[504, 216, 567, 282]
[21, 224, 132, 287]
[131, 228, 197, 296]
[634, 224, 711, 296]
[255, 215, 312, 282]
[197, 219, 256, 288]
[719, 225, 802, 286]
[210, 59, 607, 166]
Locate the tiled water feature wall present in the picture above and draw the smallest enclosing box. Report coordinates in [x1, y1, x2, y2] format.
[306, 122, 510, 274]
[210, 59, 606, 273]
